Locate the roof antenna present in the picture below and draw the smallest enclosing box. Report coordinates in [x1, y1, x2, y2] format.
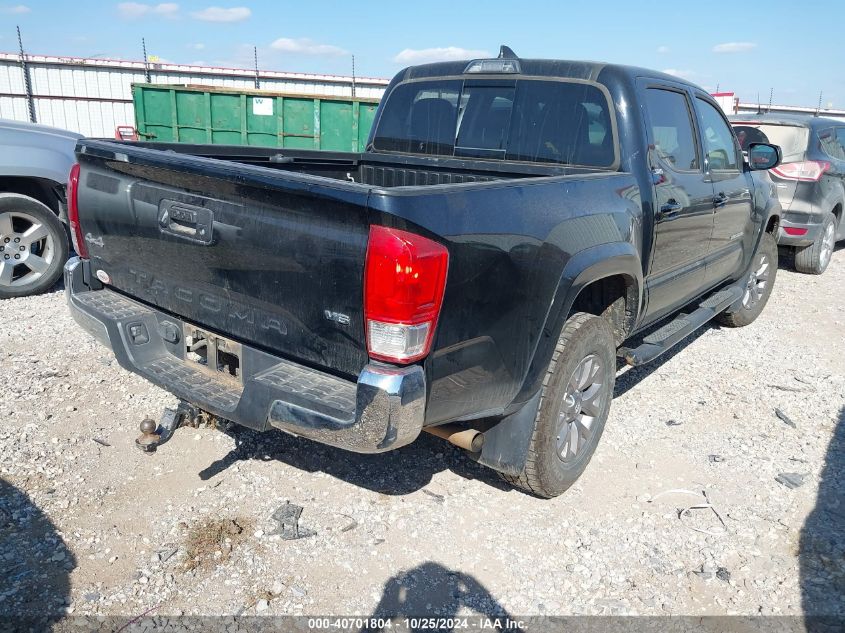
[756, 92, 762, 115]
[498, 45, 518, 59]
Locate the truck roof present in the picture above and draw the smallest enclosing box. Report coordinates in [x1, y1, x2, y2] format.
[393, 57, 700, 91]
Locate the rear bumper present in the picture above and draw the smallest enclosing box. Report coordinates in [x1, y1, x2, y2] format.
[64, 257, 425, 453]
[777, 215, 823, 247]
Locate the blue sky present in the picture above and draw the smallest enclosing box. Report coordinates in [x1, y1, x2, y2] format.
[1, 0, 843, 108]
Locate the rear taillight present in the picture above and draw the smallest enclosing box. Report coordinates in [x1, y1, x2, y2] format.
[770, 160, 830, 182]
[67, 163, 88, 259]
[364, 226, 449, 364]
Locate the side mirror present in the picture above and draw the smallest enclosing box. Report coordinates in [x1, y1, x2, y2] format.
[747, 143, 782, 171]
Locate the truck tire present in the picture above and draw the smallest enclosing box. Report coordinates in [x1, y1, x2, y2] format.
[717, 232, 777, 328]
[794, 212, 836, 275]
[501, 312, 616, 498]
[0, 193, 69, 299]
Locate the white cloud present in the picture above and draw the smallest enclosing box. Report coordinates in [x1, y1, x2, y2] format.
[117, 2, 179, 19]
[712, 42, 756, 53]
[190, 6, 251, 22]
[189, 42, 205, 50]
[0, 4, 31, 14]
[154, 2, 178, 16]
[656, 45, 670, 54]
[662, 68, 696, 79]
[270, 37, 348, 57]
[393, 46, 490, 65]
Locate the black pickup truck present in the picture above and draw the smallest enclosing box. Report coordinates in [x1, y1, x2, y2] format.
[64, 48, 783, 497]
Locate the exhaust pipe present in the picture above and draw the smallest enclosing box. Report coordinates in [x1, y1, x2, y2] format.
[423, 424, 484, 453]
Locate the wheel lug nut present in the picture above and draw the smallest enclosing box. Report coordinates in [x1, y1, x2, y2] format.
[3, 237, 8, 243]
[19, 245, 25, 251]
[3, 254, 8, 259]
[13, 237, 19, 243]
[14, 254, 20, 259]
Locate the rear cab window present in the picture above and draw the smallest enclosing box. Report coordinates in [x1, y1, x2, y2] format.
[371, 78, 617, 168]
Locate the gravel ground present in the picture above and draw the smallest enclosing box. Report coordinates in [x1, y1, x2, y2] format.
[1, 248, 843, 625]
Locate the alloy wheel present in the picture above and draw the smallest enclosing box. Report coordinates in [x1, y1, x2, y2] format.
[556, 353, 608, 462]
[0, 211, 56, 288]
[742, 253, 770, 309]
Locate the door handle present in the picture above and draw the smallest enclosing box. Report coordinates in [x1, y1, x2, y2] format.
[713, 192, 728, 208]
[658, 200, 683, 221]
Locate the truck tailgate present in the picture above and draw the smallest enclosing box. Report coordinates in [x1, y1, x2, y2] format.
[75, 140, 370, 378]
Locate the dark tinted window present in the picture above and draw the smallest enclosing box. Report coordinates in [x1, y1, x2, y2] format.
[696, 98, 739, 170]
[372, 79, 616, 167]
[644, 88, 699, 171]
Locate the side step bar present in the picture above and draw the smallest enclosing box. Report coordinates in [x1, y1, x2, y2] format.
[618, 285, 743, 366]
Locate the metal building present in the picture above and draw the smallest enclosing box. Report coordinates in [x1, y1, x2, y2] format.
[0, 52, 389, 137]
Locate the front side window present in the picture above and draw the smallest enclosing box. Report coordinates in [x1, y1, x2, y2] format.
[696, 98, 739, 171]
[644, 88, 699, 171]
[371, 79, 616, 167]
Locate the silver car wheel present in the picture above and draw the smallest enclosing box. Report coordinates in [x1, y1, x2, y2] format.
[0, 210, 56, 288]
[742, 253, 770, 309]
[556, 353, 607, 463]
[819, 221, 835, 270]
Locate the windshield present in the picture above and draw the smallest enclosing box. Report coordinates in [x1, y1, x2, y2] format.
[731, 123, 809, 162]
[372, 79, 616, 167]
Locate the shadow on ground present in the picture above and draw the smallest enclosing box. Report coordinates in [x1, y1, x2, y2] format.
[196, 313, 722, 496]
[363, 562, 519, 631]
[800, 405, 845, 630]
[0, 477, 76, 630]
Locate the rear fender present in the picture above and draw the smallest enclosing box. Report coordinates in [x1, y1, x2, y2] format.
[519, 241, 643, 402]
[478, 242, 642, 476]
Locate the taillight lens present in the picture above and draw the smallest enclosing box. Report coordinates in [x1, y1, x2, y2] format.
[770, 160, 830, 182]
[364, 226, 449, 364]
[783, 226, 808, 236]
[67, 163, 88, 259]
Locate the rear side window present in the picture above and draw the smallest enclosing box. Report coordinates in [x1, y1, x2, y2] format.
[372, 79, 616, 167]
[644, 88, 699, 171]
[819, 128, 845, 160]
[696, 98, 739, 170]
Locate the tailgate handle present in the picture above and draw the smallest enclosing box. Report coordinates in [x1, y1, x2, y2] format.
[158, 201, 214, 245]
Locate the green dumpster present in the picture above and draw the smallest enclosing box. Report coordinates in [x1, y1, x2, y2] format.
[132, 83, 380, 152]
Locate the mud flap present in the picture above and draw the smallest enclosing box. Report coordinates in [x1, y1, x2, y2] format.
[476, 391, 541, 476]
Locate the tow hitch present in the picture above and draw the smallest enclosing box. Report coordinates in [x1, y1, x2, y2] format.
[136, 401, 200, 453]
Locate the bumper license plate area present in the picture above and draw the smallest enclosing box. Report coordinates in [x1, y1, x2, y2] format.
[184, 325, 242, 385]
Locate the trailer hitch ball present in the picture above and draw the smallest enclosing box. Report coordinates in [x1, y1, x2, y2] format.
[135, 402, 197, 453]
[136, 417, 162, 452]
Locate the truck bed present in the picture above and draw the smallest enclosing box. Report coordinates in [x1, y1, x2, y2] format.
[120, 141, 588, 186]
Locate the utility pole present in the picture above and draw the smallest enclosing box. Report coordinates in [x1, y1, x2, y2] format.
[17, 26, 36, 123]
[142, 38, 151, 83]
[815, 91, 823, 116]
[351, 55, 356, 98]
[767, 88, 773, 112]
[253, 46, 260, 89]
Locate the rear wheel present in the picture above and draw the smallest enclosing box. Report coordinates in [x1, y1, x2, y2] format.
[717, 232, 777, 328]
[794, 212, 836, 275]
[500, 312, 616, 498]
[0, 193, 69, 299]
